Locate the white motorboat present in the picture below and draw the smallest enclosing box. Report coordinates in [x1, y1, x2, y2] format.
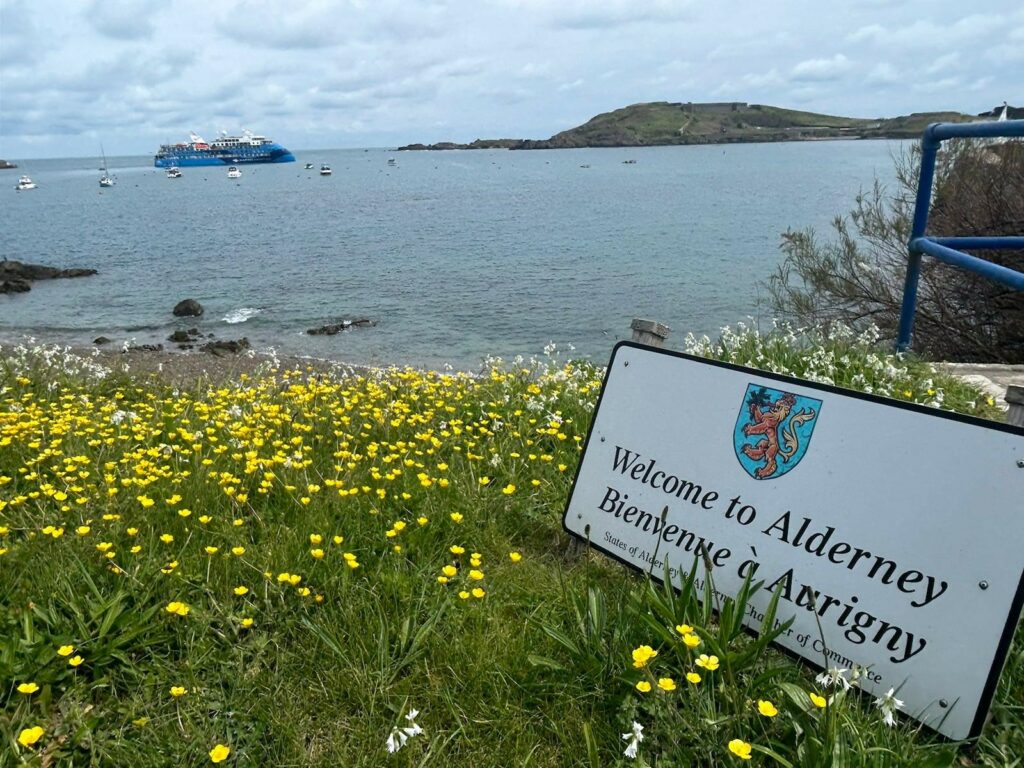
[227, 166, 242, 178]
[166, 167, 182, 178]
[15, 175, 36, 191]
[319, 164, 332, 176]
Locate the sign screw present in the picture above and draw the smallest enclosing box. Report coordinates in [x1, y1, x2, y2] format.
[979, 580, 989, 590]
[1017, 459, 1024, 468]
[600, 437, 606, 442]
[939, 699, 949, 708]
[624, 361, 629, 367]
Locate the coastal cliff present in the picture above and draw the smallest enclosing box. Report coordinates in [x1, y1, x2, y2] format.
[397, 101, 1012, 151]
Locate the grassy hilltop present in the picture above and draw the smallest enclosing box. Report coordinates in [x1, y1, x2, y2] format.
[400, 101, 982, 150]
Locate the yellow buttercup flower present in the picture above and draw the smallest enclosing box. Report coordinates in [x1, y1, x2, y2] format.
[631, 645, 658, 669]
[509, 551, 522, 562]
[17, 682, 40, 694]
[205, 546, 219, 555]
[170, 686, 187, 698]
[686, 671, 701, 685]
[636, 680, 652, 692]
[18, 726, 45, 748]
[728, 739, 752, 760]
[233, 586, 249, 596]
[232, 546, 245, 556]
[657, 677, 677, 692]
[241, 617, 254, 628]
[683, 633, 701, 648]
[696, 654, 719, 671]
[757, 699, 778, 717]
[69, 655, 85, 667]
[675, 624, 694, 636]
[810, 692, 827, 708]
[471, 587, 486, 598]
[442, 565, 457, 577]
[310, 548, 325, 559]
[57, 644, 75, 656]
[450, 512, 464, 523]
[165, 601, 190, 617]
[209, 744, 231, 763]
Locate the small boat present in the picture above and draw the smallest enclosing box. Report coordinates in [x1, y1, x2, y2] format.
[98, 145, 115, 187]
[166, 167, 182, 178]
[15, 175, 36, 191]
[227, 166, 242, 178]
[387, 158, 396, 166]
[319, 164, 332, 176]
[304, 163, 314, 170]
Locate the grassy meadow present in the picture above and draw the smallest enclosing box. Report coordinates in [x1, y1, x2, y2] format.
[0, 325, 1020, 767]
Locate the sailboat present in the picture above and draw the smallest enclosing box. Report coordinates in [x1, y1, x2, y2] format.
[99, 146, 115, 187]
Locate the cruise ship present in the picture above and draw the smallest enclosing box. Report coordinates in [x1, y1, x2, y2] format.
[153, 130, 295, 167]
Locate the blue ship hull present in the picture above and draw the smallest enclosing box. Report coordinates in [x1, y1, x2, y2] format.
[154, 143, 295, 168]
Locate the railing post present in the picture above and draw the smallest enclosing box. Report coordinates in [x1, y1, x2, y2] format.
[896, 126, 942, 353]
[631, 319, 670, 348]
[1006, 385, 1024, 428]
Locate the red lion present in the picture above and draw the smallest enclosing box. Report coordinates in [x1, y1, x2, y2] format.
[741, 392, 816, 479]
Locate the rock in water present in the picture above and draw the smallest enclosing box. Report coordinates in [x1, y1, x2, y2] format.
[306, 319, 376, 335]
[173, 299, 204, 317]
[0, 261, 96, 296]
[93, 336, 112, 345]
[168, 329, 201, 344]
[201, 338, 250, 356]
[0, 278, 31, 294]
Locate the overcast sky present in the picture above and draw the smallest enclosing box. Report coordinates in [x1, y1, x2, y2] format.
[1, 0, 1020, 159]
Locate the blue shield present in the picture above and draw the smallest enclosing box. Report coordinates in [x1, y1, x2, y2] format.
[734, 384, 822, 480]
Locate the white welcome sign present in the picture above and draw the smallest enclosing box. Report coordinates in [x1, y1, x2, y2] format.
[564, 342, 1024, 740]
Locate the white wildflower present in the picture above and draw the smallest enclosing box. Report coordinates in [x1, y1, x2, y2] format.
[621, 720, 644, 759]
[875, 687, 903, 727]
[386, 708, 424, 753]
[815, 666, 852, 691]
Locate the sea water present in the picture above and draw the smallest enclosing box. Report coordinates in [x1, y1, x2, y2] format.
[1, 141, 904, 369]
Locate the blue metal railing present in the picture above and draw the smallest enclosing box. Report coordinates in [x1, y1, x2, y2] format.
[895, 118, 1024, 351]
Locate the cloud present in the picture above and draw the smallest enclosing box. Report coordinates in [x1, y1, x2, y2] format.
[491, 0, 692, 30]
[742, 68, 784, 89]
[866, 62, 899, 86]
[87, 0, 161, 40]
[790, 54, 851, 82]
[925, 52, 960, 75]
[847, 13, 1005, 49]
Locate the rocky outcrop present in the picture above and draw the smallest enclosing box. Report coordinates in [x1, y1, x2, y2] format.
[0, 278, 31, 294]
[93, 336, 112, 345]
[306, 319, 376, 335]
[173, 299, 204, 317]
[201, 338, 250, 356]
[396, 139, 523, 151]
[0, 260, 97, 294]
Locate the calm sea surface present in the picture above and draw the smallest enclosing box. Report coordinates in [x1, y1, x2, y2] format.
[1, 142, 904, 369]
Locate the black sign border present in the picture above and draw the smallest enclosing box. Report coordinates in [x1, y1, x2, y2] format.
[561, 340, 1024, 742]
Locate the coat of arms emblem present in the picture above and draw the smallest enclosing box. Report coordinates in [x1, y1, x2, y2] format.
[734, 384, 821, 480]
